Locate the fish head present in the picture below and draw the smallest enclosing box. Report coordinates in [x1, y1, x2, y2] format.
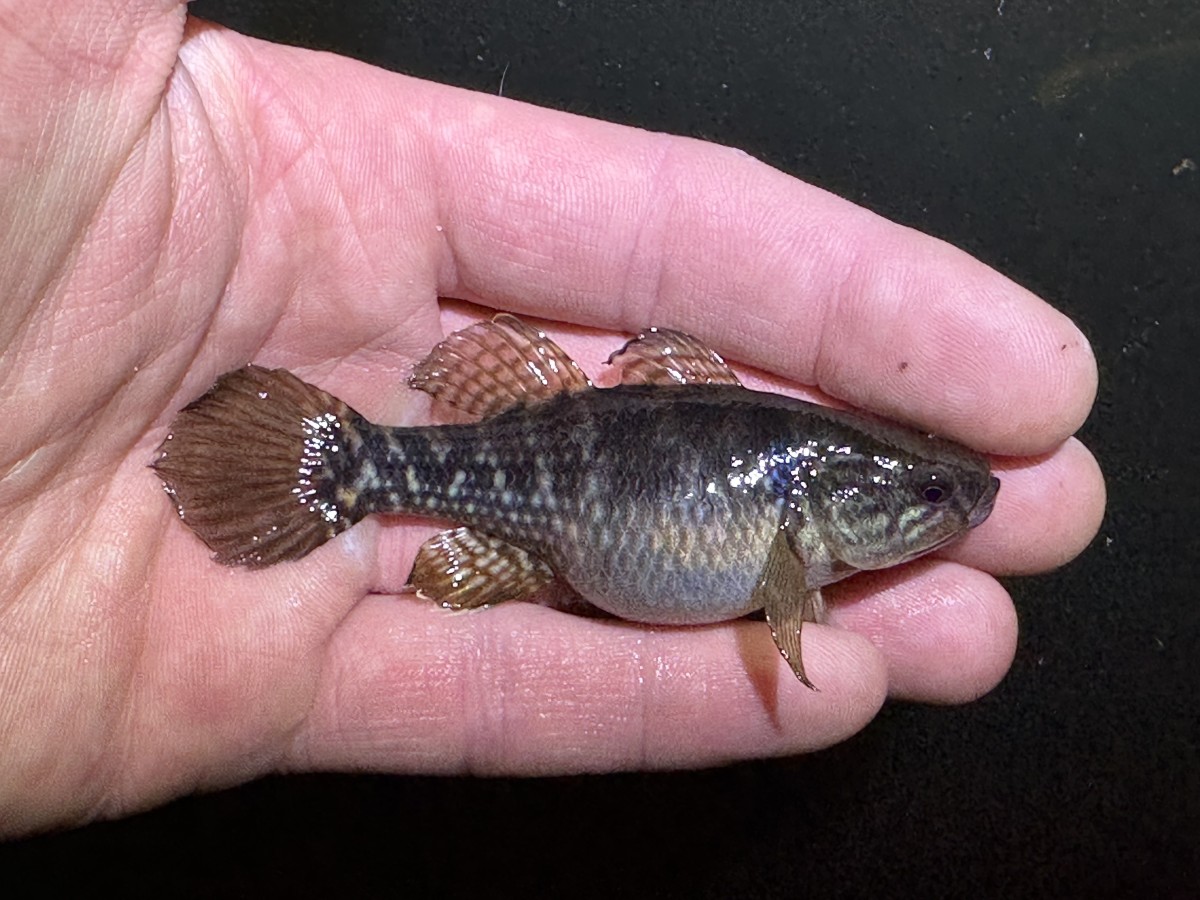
[805, 432, 999, 575]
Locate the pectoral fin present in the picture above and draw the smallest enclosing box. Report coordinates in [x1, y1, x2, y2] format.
[751, 525, 827, 690]
[410, 526, 554, 610]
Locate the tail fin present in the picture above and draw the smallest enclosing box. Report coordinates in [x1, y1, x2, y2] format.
[153, 365, 366, 568]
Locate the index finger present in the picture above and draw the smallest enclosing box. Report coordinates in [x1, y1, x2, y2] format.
[423, 86, 1096, 456]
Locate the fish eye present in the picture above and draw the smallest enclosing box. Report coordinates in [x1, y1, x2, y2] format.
[917, 469, 953, 504]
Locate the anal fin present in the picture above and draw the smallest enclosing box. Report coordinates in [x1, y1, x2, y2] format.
[750, 525, 827, 690]
[606, 327, 742, 386]
[410, 526, 554, 610]
[409, 314, 591, 418]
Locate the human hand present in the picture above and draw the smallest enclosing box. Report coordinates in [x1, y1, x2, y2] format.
[0, 2, 1103, 836]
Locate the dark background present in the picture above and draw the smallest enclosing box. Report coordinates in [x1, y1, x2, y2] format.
[6, 1, 1198, 897]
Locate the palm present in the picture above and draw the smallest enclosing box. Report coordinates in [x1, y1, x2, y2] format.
[0, 5, 1103, 836]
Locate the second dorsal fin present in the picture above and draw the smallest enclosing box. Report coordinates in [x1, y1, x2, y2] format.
[606, 327, 742, 386]
[409, 314, 592, 418]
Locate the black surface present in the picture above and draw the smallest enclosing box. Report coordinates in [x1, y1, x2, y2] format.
[6, 2, 1198, 897]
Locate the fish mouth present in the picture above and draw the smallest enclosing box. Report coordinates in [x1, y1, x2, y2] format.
[968, 476, 1001, 529]
[891, 476, 1000, 568]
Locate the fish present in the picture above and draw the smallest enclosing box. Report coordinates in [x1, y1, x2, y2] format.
[152, 315, 1000, 688]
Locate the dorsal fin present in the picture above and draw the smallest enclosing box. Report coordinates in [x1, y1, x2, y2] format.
[606, 327, 742, 386]
[408, 314, 592, 418]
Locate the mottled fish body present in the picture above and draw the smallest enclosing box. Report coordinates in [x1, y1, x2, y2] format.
[154, 316, 999, 687]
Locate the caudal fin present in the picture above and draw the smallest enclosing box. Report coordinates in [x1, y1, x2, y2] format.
[152, 365, 365, 568]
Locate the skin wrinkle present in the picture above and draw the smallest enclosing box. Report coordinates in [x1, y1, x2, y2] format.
[0, 186, 110, 403]
[101, 77, 220, 409]
[308, 120, 377, 286]
[424, 108, 461, 298]
[79, 530, 156, 820]
[830, 254, 960, 434]
[708, 164, 851, 378]
[238, 127, 322, 330]
[227, 66, 435, 372]
[613, 134, 678, 334]
[413, 614, 465, 772]
[1, 458, 122, 621]
[0, 419, 79, 505]
[633, 635, 652, 769]
[436, 106, 586, 316]
[264, 628, 326, 775]
[446, 121, 525, 304]
[424, 100, 494, 305]
[174, 36, 250, 227]
[15, 523, 122, 819]
[700, 170, 793, 341]
[188, 53, 297, 362]
[808, 225, 865, 405]
[243, 67, 317, 200]
[660, 152, 857, 392]
[460, 607, 492, 776]
[0, 6, 184, 349]
[280, 611, 342, 771]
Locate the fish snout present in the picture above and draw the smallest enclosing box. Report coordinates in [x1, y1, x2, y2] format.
[968, 476, 1001, 529]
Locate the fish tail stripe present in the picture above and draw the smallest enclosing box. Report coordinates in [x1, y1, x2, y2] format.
[152, 365, 365, 568]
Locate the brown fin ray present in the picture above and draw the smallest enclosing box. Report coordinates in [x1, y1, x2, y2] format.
[606, 327, 742, 386]
[410, 526, 554, 609]
[751, 523, 827, 690]
[152, 365, 365, 568]
[408, 314, 592, 418]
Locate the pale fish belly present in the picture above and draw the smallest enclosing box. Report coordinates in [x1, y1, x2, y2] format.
[548, 486, 786, 626]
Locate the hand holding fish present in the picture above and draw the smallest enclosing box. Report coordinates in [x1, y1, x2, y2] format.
[0, 1, 1104, 836]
